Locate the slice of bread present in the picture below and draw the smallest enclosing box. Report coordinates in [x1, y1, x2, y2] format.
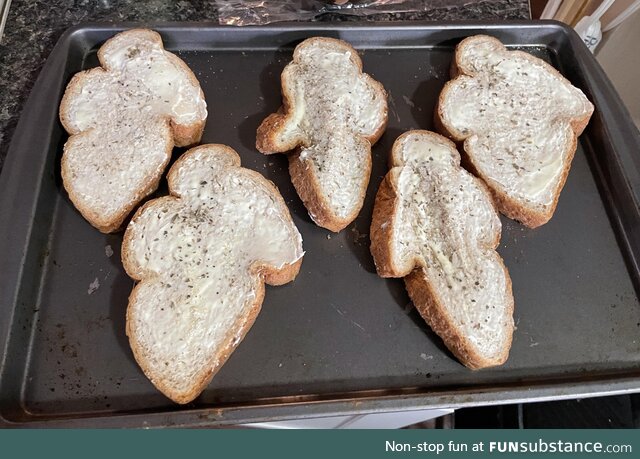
[256, 37, 388, 232]
[436, 35, 594, 228]
[60, 29, 207, 233]
[370, 130, 514, 369]
[121, 144, 304, 404]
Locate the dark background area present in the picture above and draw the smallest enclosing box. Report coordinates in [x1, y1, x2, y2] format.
[454, 395, 640, 428]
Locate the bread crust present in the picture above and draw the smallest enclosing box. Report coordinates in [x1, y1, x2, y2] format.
[59, 120, 174, 233]
[404, 266, 513, 369]
[59, 29, 206, 233]
[256, 37, 388, 232]
[123, 276, 267, 404]
[121, 144, 302, 404]
[370, 130, 513, 369]
[435, 35, 593, 228]
[370, 169, 403, 277]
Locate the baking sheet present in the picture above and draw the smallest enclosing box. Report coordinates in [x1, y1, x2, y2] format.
[1, 22, 639, 427]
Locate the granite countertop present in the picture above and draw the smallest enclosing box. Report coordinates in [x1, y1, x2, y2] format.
[0, 0, 529, 173]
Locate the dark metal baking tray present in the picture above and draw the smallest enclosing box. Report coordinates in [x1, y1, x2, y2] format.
[1, 21, 640, 427]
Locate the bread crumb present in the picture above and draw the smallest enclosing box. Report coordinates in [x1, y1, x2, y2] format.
[88, 278, 100, 295]
[420, 353, 433, 361]
[105, 245, 114, 258]
[402, 95, 415, 108]
[326, 234, 331, 240]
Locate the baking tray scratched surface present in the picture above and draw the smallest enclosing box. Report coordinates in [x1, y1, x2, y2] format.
[1, 22, 640, 426]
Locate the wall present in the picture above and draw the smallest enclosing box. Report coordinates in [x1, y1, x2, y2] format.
[596, 7, 640, 130]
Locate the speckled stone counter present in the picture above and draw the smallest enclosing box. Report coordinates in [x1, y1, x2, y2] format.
[0, 0, 529, 172]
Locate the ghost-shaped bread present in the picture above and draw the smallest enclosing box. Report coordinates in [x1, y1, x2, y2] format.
[370, 131, 514, 369]
[256, 37, 388, 232]
[60, 29, 207, 233]
[436, 35, 593, 228]
[122, 144, 304, 404]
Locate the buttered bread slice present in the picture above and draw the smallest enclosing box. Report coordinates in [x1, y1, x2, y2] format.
[256, 37, 388, 232]
[122, 144, 304, 404]
[60, 29, 207, 233]
[371, 131, 514, 369]
[436, 35, 593, 228]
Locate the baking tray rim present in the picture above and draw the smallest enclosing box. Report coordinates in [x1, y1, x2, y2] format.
[2, 374, 640, 427]
[1, 20, 640, 426]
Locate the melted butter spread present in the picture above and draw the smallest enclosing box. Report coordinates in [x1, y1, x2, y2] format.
[277, 39, 387, 220]
[390, 132, 512, 358]
[62, 30, 207, 223]
[443, 37, 592, 210]
[125, 145, 303, 393]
